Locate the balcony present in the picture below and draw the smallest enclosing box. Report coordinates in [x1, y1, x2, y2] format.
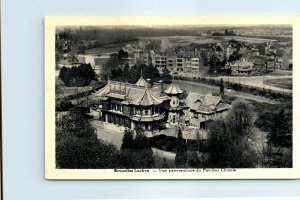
[130, 112, 165, 122]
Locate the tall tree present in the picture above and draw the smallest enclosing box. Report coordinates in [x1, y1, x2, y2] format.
[206, 100, 258, 168]
[121, 129, 134, 149]
[175, 128, 187, 167]
[220, 78, 224, 97]
[225, 100, 254, 138]
[123, 63, 130, 81]
[127, 65, 140, 83]
[161, 68, 172, 83]
[267, 109, 292, 149]
[119, 125, 155, 168]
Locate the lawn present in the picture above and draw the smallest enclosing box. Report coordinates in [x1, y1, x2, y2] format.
[264, 78, 292, 90]
[268, 70, 293, 76]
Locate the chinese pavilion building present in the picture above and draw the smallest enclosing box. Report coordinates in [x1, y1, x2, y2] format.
[95, 75, 231, 133]
[96, 76, 170, 131]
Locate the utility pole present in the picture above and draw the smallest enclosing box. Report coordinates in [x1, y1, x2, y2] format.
[238, 66, 241, 85]
[263, 75, 265, 91]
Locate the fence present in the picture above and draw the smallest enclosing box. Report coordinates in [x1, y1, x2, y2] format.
[176, 75, 292, 102]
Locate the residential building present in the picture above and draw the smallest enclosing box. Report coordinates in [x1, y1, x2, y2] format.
[191, 58, 200, 72]
[167, 57, 176, 72]
[230, 58, 254, 76]
[185, 93, 231, 130]
[76, 54, 111, 75]
[134, 51, 151, 66]
[154, 53, 167, 73]
[176, 54, 184, 72]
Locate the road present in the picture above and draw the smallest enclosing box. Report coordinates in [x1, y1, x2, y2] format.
[174, 80, 279, 104]
[90, 120, 124, 149]
[177, 70, 292, 94]
[216, 75, 292, 94]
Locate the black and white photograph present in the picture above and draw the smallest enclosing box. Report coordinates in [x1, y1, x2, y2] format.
[45, 16, 299, 179]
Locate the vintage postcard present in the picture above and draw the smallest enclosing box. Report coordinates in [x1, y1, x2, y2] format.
[45, 16, 300, 179]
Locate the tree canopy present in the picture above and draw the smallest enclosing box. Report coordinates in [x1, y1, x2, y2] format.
[56, 113, 120, 169]
[59, 63, 96, 87]
[175, 128, 187, 167]
[206, 100, 258, 168]
[119, 126, 155, 168]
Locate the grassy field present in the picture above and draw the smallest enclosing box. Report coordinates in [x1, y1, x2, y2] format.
[85, 40, 139, 54]
[84, 34, 284, 55]
[218, 36, 276, 44]
[140, 35, 277, 47]
[268, 69, 293, 76]
[139, 36, 220, 49]
[264, 78, 292, 90]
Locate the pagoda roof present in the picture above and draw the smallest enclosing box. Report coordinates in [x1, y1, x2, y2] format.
[164, 82, 183, 95]
[135, 77, 148, 87]
[95, 80, 170, 106]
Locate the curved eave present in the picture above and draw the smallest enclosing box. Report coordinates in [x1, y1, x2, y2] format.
[131, 115, 165, 122]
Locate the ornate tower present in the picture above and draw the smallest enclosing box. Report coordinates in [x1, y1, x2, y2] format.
[164, 81, 183, 126]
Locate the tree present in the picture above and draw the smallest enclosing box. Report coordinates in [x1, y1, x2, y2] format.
[58, 64, 96, 87]
[77, 44, 87, 54]
[207, 120, 228, 167]
[56, 113, 120, 169]
[175, 128, 187, 167]
[206, 100, 258, 168]
[225, 100, 254, 138]
[123, 63, 130, 81]
[110, 67, 124, 81]
[127, 64, 140, 84]
[117, 49, 128, 60]
[161, 68, 172, 83]
[225, 29, 229, 35]
[200, 51, 208, 66]
[142, 64, 160, 82]
[220, 78, 224, 97]
[267, 109, 292, 149]
[119, 125, 155, 168]
[56, 98, 73, 112]
[121, 129, 134, 149]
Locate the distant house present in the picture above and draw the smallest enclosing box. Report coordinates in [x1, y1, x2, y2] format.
[153, 53, 167, 73]
[256, 43, 267, 55]
[76, 54, 111, 75]
[185, 93, 230, 130]
[230, 57, 254, 76]
[252, 56, 266, 74]
[134, 51, 151, 66]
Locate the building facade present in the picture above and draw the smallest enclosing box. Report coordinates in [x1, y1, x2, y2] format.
[185, 93, 231, 129]
[96, 76, 231, 133]
[96, 77, 170, 131]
